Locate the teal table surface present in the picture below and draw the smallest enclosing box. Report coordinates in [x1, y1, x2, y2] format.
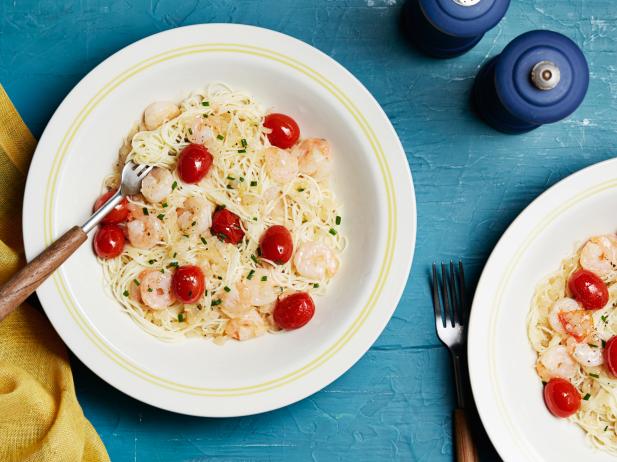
[2, 1, 617, 461]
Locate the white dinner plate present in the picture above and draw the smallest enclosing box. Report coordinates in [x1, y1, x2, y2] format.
[469, 157, 617, 461]
[22, 24, 416, 417]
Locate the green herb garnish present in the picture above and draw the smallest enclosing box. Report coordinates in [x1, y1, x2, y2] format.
[247, 270, 255, 280]
[583, 393, 591, 401]
[261, 276, 267, 282]
[211, 299, 222, 306]
[147, 288, 153, 292]
[250, 180, 257, 187]
[297, 188, 305, 192]
[172, 181, 178, 190]
[217, 134, 224, 141]
[329, 228, 337, 236]
[224, 286, 231, 292]
[142, 207, 149, 216]
[157, 214, 165, 220]
[202, 101, 210, 107]
[123, 290, 129, 297]
[238, 149, 246, 153]
[313, 283, 320, 288]
[200, 237, 207, 245]
[133, 279, 140, 286]
[590, 373, 600, 378]
[241, 138, 247, 147]
[336, 215, 342, 225]
[178, 313, 185, 322]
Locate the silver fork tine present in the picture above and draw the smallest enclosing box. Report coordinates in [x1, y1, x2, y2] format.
[458, 260, 467, 326]
[431, 263, 444, 328]
[136, 164, 153, 178]
[449, 260, 460, 326]
[441, 262, 453, 327]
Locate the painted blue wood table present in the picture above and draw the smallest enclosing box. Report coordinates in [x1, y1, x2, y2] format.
[2, 0, 616, 460]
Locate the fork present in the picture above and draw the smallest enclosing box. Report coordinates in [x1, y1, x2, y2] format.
[431, 261, 478, 462]
[0, 162, 153, 321]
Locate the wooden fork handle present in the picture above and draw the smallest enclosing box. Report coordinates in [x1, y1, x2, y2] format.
[454, 408, 478, 462]
[0, 226, 87, 321]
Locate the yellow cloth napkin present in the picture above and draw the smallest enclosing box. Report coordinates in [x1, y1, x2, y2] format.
[0, 84, 110, 462]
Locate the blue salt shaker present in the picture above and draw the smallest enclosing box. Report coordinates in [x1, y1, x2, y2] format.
[472, 30, 589, 133]
[404, 0, 510, 58]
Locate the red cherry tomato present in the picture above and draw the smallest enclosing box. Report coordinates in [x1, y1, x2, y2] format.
[273, 292, 315, 330]
[172, 265, 205, 304]
[259, 225, 293, 264]
[93, 224, 125, 259]
[177, 143, 213, 184]
[211, 208, 244, 244]
[604, 336, 617, 377]
[264, 113, 300, 149]
[568, 269, 609, 310]
[543, 378, 581, 418]
[93, 189, 129, 224]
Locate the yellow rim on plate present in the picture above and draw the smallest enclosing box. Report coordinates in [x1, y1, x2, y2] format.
[42, 43, 398, 396]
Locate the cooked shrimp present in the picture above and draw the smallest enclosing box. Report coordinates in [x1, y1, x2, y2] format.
[263, 147, 298, 183]
[293, 138, 332, 181]
[187, 116, 213, 144]
[293, 241, 339, 280]
[143, 101, 180, 131]
[139, 269, 176, 309]
[141, 167, 173, 203]
[221, 270, 277, 318]
[536, 345, 578, 381]
[127, 205, 163, 249]
[566, 337, 604, 367]
[580, 234, 617, 279]
[177, 196, 213, 235]
[224, 309, 267, 341]
[548, 298, 583, 333]
[557, 309, 595, 342]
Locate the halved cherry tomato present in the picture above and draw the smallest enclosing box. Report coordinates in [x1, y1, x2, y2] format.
[93, 224, 125, 259]
[543, 378, 581, 418]
[568, 269, 609, 310]
[93, 189, 129, 224]
[263, 113, 300, 149]
[177, 143, 213, 184]
[604, 336, 617, 377]
[259, 225, 293, 264]
[172, 265, 205, 304]
[273, 292, 315, 330]
[211, 208, 244, 244]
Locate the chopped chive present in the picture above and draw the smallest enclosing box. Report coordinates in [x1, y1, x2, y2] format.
[167, 261, 179, 268]
[601, 315, 608, 324]
[217, 233, 229, 241]
[123, 290, 129, 297]
[204, 290, 208, 296]
[172, 181, 178, 190]
[583, 393, 591, 401]
[224, 286, 231, 292]
[142, 207, 149, 216]
[200, 237, 207, 245]
[178, 313, 185, 322]
[227, 184, 233, 189]
[160, 268, 165, 273]
[162, 202, 168, 208]
[247, 269, 255, 280]
[187, 128, 193, 135]
[603, 340, 607, 348]
[336, 215, 342, 225]
[253, 217, 257, 221]
[217, 276, 223, 280]
[147, 288, 153, 292]
[313, 283, 320, 288]
[202, 101, 210, 107]
[133, 279, 140, 286]
[238, 149, 246, 153]
[172, 252, 177, 258]
[241, 138, 247, 147]
[211, 299, 222, 306]
[297, 188, 305, 192]
[148, 259, 156, 265]
[588, 343, 598, 348]
[251, 255, 259, 264]
[191, 221, 197, 227]
[605, 426, 609, 431]
[157, 214, 165, 220]
[250, 180, 257, 187]
[257, 247, 262, 257]
[329, 228, 337, 236]
[590, 373, 600, 378]
[217, 134, 224, 141]
[227, 175, 235, 181]
[261, 275, 267, 282]
[239, 176, 245, 182]
[183, 234, 189, 238]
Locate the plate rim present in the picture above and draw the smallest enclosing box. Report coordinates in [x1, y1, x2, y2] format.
[468, 156, 617, 461]
[22, 23, 417, 416]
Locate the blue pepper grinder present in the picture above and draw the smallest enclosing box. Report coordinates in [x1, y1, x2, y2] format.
[404, 0, 510, 58]
[472, 30, 589, 133]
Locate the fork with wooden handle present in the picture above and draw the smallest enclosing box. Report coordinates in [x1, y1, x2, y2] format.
[431, 261, 478, 462]
[0, 162, 153, 322]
